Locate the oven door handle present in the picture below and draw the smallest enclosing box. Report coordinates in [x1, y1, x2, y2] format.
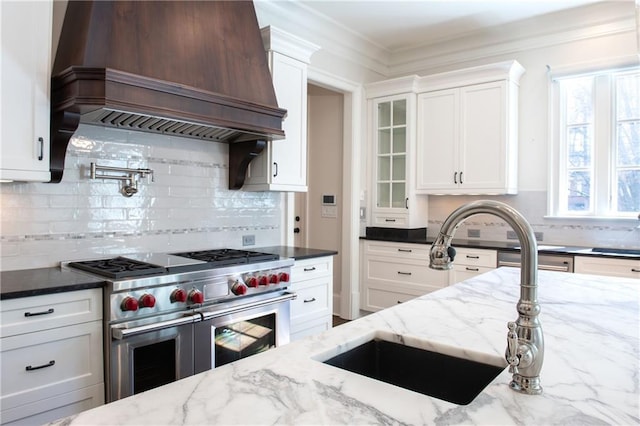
[199, 292, 297, 321]
[112, 314, 199, 340]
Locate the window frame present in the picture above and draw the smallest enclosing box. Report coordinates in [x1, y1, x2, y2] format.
[548, 65, 640, 220]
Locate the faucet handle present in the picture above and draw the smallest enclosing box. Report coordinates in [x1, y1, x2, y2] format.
[506, 321, 519, 374]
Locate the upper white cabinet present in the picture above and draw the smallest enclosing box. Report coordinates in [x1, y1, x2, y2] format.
[366, 77, 428, 228]
[415, 61, 524, 195]
[243, 27, 320, 192]
[0, 0, 52, 182]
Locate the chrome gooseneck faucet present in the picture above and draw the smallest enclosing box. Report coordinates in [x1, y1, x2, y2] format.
[429, 200, 543, 395]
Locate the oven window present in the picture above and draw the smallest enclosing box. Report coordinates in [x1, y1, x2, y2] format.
[133, 339, 176, 394]
[214, 314, 276, 367]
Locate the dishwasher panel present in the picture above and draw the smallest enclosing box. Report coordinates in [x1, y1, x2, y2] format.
[497, 251, 574, 273]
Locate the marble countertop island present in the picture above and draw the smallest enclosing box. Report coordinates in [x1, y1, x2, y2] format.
[51, 268, 639, 425]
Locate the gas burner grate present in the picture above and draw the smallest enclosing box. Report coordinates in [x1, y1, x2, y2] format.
[171, 249, 279, 267]
[68, 257, 167, 279]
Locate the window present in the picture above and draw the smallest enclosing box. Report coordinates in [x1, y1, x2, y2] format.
[551, 68, 639, 218]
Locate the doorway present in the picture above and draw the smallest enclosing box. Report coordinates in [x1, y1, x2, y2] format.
[295, 84, 344, 314]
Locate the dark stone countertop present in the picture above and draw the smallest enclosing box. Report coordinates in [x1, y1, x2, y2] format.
[0, 267, 105, 300]
[257, 246, 338, 261]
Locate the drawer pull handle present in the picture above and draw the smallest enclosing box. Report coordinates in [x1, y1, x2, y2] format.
[303, 267, 316, 272]
[24, 308, 54, 317]
[466, 267, 480, 272]
[397, 271, 412, 276]
[303, 297, 316, 303]
[26, 360, 55, 371]
[632, 269, 640, 273]
[397, 249, 412, 253]
[385, 219, 396, 222]
[466, 255, 480, 259]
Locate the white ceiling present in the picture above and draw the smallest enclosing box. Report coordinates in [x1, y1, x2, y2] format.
[295, 0, 608, 51]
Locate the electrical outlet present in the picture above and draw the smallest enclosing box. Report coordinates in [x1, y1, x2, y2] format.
[242, 235, 255, 246]
[534, 232, 544, 242]
[467, 229, 480, 238]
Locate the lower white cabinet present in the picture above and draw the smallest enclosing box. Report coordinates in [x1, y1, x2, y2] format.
[0, 289, 104, 425]
[290, 256, 334, 341]
[449, 247, 497, 285]
[574, 256, 640, 279]
[361, 240, 449, 312]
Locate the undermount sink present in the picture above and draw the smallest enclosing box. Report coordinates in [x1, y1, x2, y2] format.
[319, 336, 506, 405]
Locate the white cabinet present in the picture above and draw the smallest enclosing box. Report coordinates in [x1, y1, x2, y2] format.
[243, 27, 319, 192]
[366, 77, 429, 228]
[416, 61, 524, 195]
[290, 256, 334, 341]
[0, 290, 104, 425]
[0, 0, 52, 182]
[450, 247, 497, 285]
[361, 240, 448, 312]
[574, 256, 640, 279]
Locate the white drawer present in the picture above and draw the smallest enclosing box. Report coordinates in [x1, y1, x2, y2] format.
[0, 321, 103, 412]
[291, 278, 330, 320]
[365, 287, 418, 311]
[366, 258, 448, 288]
[1, 383, 104, 426]
[364, 241, 429, 260]
[292, 257, 332, 282]
[453, 248, 497, 268]
[372, 213, 408, 228]
[0, 289, 102, 338]
[574, 256, 640, 279]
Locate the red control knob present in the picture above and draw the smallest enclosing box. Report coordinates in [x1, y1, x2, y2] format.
[231, 281, 248, 295]
[258, 275, 269, 286]
[189, 290, 204, 304]
[139, 294, 156, 308]
[278, 272, 290, 282]
[246, 277, 259, 288]
[121, 296, 139, 312]
[170, 289, 187, 303]
[269, 274, 280, 284]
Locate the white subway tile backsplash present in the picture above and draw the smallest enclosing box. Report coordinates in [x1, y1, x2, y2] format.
[0, 124, 282, 271]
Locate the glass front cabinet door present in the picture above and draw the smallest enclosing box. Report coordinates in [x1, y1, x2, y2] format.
[369, 89, 427, 229]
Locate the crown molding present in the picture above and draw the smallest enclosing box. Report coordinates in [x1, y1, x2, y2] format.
[254, 0, 390, 76]
[255, 1, 637, 80]
[390, 13, 637, 77]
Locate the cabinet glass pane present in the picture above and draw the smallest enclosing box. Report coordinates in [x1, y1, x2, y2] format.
[391, 183, 406, 208]
[378, 129, 391, 154]
[392, 155, 405, 180]
[377, 183, 390, 207]
[393, 100, 406, 125]
[392, 128, 406, 153]
[378, 157, 391, 181]
[378, 102, 391, 127]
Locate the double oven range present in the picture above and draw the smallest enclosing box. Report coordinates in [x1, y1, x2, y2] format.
[65, 249, 295, 402]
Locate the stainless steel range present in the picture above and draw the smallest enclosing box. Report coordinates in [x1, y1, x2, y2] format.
[65, 249, 295, 402]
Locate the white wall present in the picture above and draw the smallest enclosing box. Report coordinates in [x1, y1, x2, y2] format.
[0, 125, 282, 271]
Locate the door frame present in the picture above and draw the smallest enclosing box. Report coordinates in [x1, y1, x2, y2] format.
[283, 68, 362, 320]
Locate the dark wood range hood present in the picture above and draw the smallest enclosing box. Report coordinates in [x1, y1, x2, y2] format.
[50, 0, 286, 189]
